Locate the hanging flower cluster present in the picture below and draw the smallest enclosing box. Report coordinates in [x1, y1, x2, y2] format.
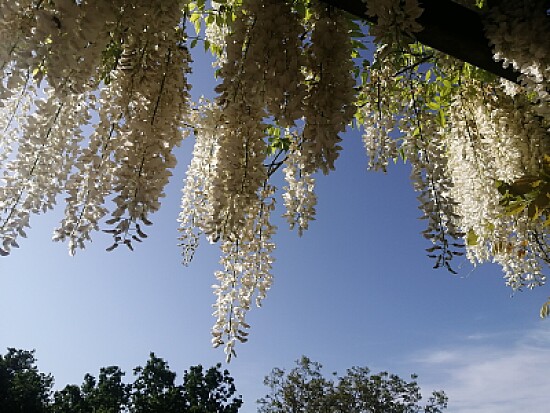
[179, 0, 356, 355]
[211, 184, 276, 360]
[445, 86, 547, 288]
[358, 0, 549, 288]
[485, 0, 550, 119]
[1, 0, 192, 255]
[364, 0, 423, 45]
[0, 0, 357, 358]
[359, 45, 466, 272]
[0, 88, 85, 255]
[178, 103, 222, 265]
[301, 2, 357, 174]
[282, 138, 317, 236]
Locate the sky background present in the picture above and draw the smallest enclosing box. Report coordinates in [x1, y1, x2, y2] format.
[2, 23, 550, 413]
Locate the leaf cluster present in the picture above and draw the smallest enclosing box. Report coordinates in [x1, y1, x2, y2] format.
[103, 217, 151, 252]
[497, 155, 550, 224]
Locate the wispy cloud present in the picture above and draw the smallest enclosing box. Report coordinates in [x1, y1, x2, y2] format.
[412, 324, 550, 413]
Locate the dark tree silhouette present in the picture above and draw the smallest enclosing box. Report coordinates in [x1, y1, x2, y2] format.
[0, 348, 53, 413]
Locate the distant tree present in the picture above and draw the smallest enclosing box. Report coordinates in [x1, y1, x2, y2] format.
[51, 384, 86, 413]
[129, 353, 243, 413]
[52, 366, 129, 413]
[88, 366, 130, 412]
[181, 364, 242, 413]
[129, 352, 185, 413]
[0, 348, 53, 413]
[258, 356, 448, 413]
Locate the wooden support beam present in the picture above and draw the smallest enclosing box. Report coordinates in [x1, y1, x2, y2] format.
[319, 0, 520, 82]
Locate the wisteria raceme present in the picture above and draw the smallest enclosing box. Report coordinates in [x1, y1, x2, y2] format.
[247, 0, 306, 128]
[357, 10, 549, 283]
[0, 0, 37, 65]
[34, 0, 121, 94]
[0, 88, 85, 255]
[103, 0, 192, 251]
[0, 69, 32, 167]
[359, 44, 464, 270]
[445, 85, 547, 288]
[205, 107, 266, 243]
[0, 0, 33, 73]
[364, 0, 423, 45]
[178, 104, 222, 265]
[53, 90, 119, 255]
[205, 0, 268, 242]
[485, 0, 550, 120]
[359, 45, 403, 172]
[402, 97, 464, 272]
[282, 139, 317, 236]
[301, 2, 356, 175]
[54, 0, 192, 254]
[203, 1, 230, 61]
[211, 185, 276, 360]
[0, 0, 42, 115]
[0, 0, 122, 96]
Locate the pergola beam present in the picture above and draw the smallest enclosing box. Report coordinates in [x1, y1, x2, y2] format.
[320, 0, 519, 82]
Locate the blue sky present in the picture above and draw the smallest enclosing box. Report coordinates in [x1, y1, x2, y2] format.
[2, 27, 550, 413]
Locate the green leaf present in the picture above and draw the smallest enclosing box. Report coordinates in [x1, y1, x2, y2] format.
[294, 1, 306, 18]
[427, 101, 439, 111]
[424, 69, 432, 81]
[466, 229, 478, 246]
[505, 201, 526, 216]
[437, 109, 446, 127]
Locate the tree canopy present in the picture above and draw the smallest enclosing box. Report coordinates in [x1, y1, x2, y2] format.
[0, 0, 548, 358]
[1, 349, 451, 412]
[0, 348, 53, 413]
[258, 356, 448, 413]
[0, 348, 242, 413]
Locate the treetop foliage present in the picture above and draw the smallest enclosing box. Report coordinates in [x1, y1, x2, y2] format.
[0, 348, 53, 413]
[0, 348, 449, 412]
[0, 348, 243, 413]
[257, 356, 448, 413]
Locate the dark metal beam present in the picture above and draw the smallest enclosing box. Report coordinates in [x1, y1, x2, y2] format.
[320, 0, 519, 82]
